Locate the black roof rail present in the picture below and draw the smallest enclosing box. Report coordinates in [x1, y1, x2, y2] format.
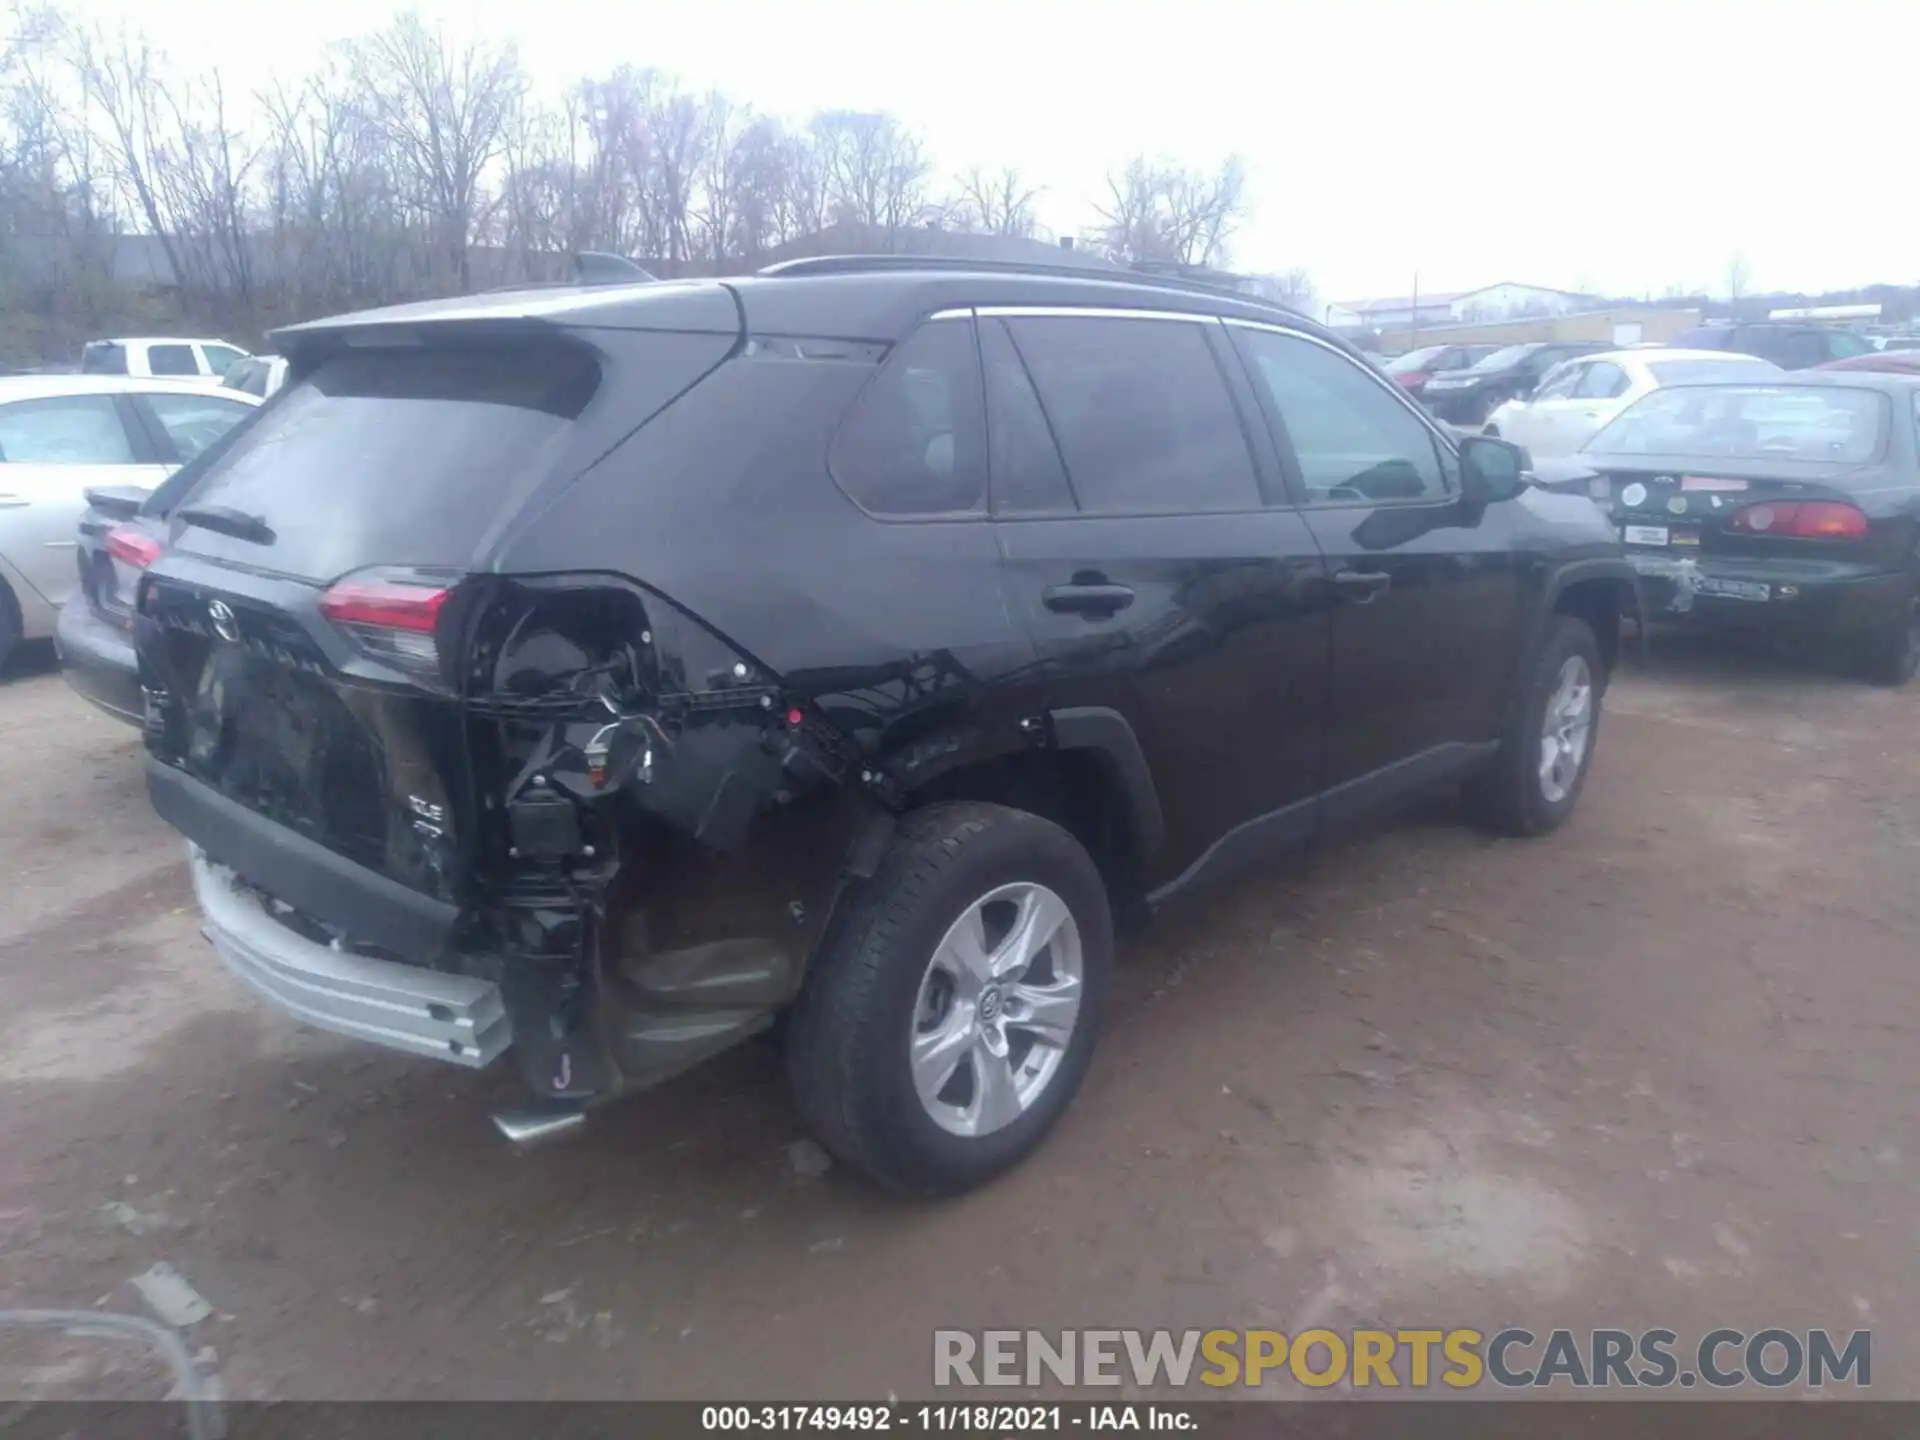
[756, 253, 1300, 316]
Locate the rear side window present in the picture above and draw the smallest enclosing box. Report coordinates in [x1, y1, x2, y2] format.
[979, 318, 1073, 515]
[829, 318, 985, 517]
[1575, 362, 1631, 399]
[144, 391, 253, 461]
[0, 395, 135, 464]
[174, 340, 602, 580]
[147, 344, 199, 377]
[1234, 328, 1447, 504]
[1004, 315, 1260, 514]
[80, 342, 128, 375]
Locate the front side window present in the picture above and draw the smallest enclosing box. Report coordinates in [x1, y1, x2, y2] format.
[201, 344, 246, 375]
[830, 318, 986, 518]
[144, 391, 254, 461]
[0, 395, 135, 464]
[146, 344, 199, 377]
[1003, 315, 1260, 515]
[1234, 327, 1447, 504]
[1533, 364, 1586, 401]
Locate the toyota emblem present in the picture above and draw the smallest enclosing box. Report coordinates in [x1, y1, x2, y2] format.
[207, 599, 241, 643]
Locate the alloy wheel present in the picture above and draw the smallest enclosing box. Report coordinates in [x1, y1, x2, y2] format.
[909, 882, 1084, 1138]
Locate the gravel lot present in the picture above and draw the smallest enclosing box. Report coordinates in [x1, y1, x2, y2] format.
[1, 632, 1915, 1401]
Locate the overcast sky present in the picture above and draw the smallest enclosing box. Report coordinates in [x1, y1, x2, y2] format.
[65, 0, 1920, 306]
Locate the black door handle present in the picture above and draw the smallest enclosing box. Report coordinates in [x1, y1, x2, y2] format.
[1043, 583, 1136, 617]
[1332, 569, 1392, 602]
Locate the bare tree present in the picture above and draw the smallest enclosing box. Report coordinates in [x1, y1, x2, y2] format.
[1727, 252, 1751, 302]
[1094, 153, 1248, 268]
[812, 110, 929, 242]
[346, 13, 523, 291]
[953, 165, 1041, 238]
[1246, 268, 1314, 313]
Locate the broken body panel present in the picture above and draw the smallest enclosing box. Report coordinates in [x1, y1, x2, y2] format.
[137, 284, 1041, 1112]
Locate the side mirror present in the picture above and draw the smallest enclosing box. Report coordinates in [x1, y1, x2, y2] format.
[1459, 435, 1530, 507]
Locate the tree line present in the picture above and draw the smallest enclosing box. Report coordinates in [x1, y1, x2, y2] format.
[0, 5, 1299, 365]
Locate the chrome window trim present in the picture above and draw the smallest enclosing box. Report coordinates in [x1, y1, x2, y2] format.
[973, 305, 1215, 323]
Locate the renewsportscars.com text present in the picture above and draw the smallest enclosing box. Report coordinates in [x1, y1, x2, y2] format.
[933, 1327, 1871, 1390]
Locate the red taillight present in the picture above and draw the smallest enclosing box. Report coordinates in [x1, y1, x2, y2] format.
[1728, 500, 1869, 540]
[319, 571, 451, 673]
[319, 576, 450, 632]
[1397, 372, 1431, 390]
[105, 526, 161, 569]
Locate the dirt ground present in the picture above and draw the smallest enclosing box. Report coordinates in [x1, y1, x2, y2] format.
[0, 631, 1914, 1402]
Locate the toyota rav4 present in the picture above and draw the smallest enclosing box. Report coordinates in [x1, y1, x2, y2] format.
[135, 258, 1632, 1194]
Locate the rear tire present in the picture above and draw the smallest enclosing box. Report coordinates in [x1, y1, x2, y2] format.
[1469, 614, 1604, 837]
[786, 801, 1112, 1195]
[1856, 590, 1920, 686]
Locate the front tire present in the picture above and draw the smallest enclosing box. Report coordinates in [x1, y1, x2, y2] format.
[786, 802, 1112, 1195]
[1469, 614, 1603, 837]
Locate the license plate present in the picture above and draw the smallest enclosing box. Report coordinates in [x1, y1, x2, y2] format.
[1697, 577, 1770, 602]
[1622, 525, 1669, 546]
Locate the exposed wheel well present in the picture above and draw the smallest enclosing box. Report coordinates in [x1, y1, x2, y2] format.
[903, 748, 1140, 899]
[1553, 577, 1626, 682]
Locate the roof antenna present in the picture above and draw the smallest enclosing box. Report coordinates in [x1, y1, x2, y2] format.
[572, 252, 656, 285]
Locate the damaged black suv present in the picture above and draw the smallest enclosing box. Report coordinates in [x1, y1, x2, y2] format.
[136, 257, 1632, 1194]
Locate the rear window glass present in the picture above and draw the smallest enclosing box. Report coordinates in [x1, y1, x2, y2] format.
[1647, 358, 1774, 384]
[1587, 384, 1887, 463]
[173, 342, 600, 579]
[80, 342, 128, 375]
[1384, 347, 1446, 374]
[1468, 345, 1537, 372]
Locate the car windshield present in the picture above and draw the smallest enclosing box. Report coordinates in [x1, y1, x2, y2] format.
[1646, 359, 1776, 385]
[1585, 384, 1887, 462]
[1384, 347, 1446, 373]
[1467, 345, 1537, 372]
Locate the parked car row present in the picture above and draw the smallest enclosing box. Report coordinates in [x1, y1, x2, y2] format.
[1528, 369, 1920, 684]
[0, 376, 259, 673]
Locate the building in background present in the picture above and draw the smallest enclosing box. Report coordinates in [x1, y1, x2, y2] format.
[1335, 281, 1605, 335]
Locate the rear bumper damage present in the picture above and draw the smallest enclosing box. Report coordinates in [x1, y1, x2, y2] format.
[56, 593, 142, 725]
[192, 848, 511, 1067]
[1628, 552, 1906, 633]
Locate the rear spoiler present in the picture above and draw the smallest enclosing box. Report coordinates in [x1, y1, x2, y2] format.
[82, 485, 150, 522]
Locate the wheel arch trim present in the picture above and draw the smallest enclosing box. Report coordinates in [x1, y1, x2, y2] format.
[1047, 705, 1166, 863]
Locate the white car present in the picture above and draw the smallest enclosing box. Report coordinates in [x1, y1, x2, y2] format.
[79, 336, 251, 383]
[1485, 348, 1782, 459]
[0, 376, 259, 670]
[220, 353, 289, 398]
